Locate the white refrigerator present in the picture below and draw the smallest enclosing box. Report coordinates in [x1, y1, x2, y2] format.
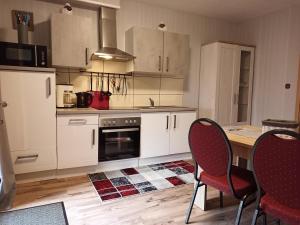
[0, 84, 15, 210]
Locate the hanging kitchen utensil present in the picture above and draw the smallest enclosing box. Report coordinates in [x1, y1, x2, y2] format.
[106, 74, 112, 97]
[89, 72, 93, 92]
[116, 74, 121, 93]
[111, 74, 116, 94]
[124, 75, 128, 96]
[90, 72, 105, 110]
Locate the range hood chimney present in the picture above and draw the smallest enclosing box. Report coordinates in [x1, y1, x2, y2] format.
[92, 7, 135, 62]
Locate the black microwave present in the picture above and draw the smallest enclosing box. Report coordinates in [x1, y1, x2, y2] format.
[0, 41, 47, 67]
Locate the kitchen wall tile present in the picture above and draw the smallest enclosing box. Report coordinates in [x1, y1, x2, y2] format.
[160, 95, 183, 106]
[56, 74, 69, 84]
[134, 95, 159, 107]
[70, 74, 92, 93]
[133, 77, 160, 95]
[160, 78, 184, 95]
[110, 94, 134, 107]
[110, 76, 134, 95]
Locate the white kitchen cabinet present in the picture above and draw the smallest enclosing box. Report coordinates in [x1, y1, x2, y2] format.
[198, 42, 254, 126]
[169, 112, 196, 154]
[140, 112, 170, 158]
[140, 111, 196, 158]
[125, 27, 164, 74]
[73, 0, 120, 8]
[57, 115, 98, 169]
[163, 32, 190, 76]
[125, 27, 190, 77]
[51, 13, 93, 68]
[0, 70, 56, 174]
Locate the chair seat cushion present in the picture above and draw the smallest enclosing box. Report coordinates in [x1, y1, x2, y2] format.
[200, 165, 256, 198]
[261, 194, 300, 225]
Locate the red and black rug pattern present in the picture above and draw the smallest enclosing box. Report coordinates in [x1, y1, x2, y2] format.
[89, 160, 195, 202]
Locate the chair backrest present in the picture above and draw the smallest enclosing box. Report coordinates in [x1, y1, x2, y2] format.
[252, 129, 300, 209]
[188, 118, 232, 177]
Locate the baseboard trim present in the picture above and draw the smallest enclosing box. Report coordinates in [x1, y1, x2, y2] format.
[15, 153, 192, 183]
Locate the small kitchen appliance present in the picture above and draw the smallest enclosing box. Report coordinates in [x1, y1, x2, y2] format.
[0, 41, 47, 67]
[76, 92, 92, 108]
[56, 84, 75, 108]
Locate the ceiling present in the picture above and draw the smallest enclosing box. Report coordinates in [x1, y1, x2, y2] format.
[137, 0, 300, 23]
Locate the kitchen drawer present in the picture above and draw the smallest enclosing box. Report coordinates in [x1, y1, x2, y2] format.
[57, 115, 99, 126]
[10, 149, 57, 174]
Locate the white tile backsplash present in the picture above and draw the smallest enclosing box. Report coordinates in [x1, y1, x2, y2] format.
[56, 62, 184, 107]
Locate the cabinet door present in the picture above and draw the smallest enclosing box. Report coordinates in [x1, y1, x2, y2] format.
[215, 44, 238, 126]
[163, 32, 190, 77]
[51, 13, 92, 68]
[140, 112, 170, 158]
[127, 27, 164, 73]
[233, 46, 255, 125]
[57, 118, 98, 169]
[0, 71, 56, 174]
[169, 112, 196, 154]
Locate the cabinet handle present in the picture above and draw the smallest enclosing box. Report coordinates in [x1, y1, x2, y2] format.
[166, 115, 169, 130]
[166, 56, 169, 72]
[16, 154, 39, 162]
[92, 129, 95, 146]
[85, 47, 89, 66]
[158, 56, 162, 71]
[0, 101, 8, 108]
[68, 119, 87, 125]
[173, 115, 177, 129]
[46, 77, 51, 98]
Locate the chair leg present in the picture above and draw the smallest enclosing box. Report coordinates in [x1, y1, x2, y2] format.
[262, 213, 267, 225]
[219, 191, 223, 208]
[234, 198, 245, 225]
[185, 180, 201, 224]
[251, 209, 259, 225]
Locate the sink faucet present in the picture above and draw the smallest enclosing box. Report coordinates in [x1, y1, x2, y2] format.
[149, 98, 154, 107]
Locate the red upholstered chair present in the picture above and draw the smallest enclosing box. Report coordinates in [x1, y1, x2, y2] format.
[185, 118, 257, 225]
[251, 129, 300, 225]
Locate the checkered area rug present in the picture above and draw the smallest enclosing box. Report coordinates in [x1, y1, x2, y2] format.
[89, 160, 195, 202]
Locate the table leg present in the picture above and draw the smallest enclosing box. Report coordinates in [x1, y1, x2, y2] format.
[194, 165, 206, 210]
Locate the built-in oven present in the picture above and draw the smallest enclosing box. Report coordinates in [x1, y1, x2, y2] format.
[98, 117, 140, 162]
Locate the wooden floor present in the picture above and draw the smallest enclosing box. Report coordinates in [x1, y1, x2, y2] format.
[11, 175, 279, 225]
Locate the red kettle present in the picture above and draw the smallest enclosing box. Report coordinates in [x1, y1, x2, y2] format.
[90, 75, 111, 110]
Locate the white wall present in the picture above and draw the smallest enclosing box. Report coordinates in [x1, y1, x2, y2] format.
[116, 0, 238, 108]
[236, 6, 300, 125]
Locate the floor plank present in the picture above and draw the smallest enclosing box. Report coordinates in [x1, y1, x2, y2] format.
[12, 175, 282, 225]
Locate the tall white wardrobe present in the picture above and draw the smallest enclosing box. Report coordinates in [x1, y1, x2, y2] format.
[198, 42, 255, 126]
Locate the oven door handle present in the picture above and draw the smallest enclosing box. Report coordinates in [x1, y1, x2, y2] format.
[102, 128, 139, 133]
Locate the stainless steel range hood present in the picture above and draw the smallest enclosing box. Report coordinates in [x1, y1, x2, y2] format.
[92, 7, 135, 62]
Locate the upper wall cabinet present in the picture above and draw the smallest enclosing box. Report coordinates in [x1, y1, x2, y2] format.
[51, 13, 93, 69]
[71, 0, 120, 8]
[125, 27, 190, 78]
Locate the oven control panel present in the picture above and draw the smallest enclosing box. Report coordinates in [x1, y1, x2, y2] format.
[99, 117, 141, 127]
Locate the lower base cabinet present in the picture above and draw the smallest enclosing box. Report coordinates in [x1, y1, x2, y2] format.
[0, 70, 57, 174]
[57, 115, 99, 169]
[140, 111, 196, 158]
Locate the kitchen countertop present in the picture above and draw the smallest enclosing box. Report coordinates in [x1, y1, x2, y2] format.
[0, 65, 56, 73]
[56, 106, 197, 115]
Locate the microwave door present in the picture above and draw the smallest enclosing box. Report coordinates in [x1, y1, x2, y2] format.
[0, 43, 35, 67]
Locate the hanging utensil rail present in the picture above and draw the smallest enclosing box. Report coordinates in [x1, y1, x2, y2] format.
[56, 70, 133, 77]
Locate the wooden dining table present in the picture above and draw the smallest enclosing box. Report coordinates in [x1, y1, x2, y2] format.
[194, 125, 262, 210]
